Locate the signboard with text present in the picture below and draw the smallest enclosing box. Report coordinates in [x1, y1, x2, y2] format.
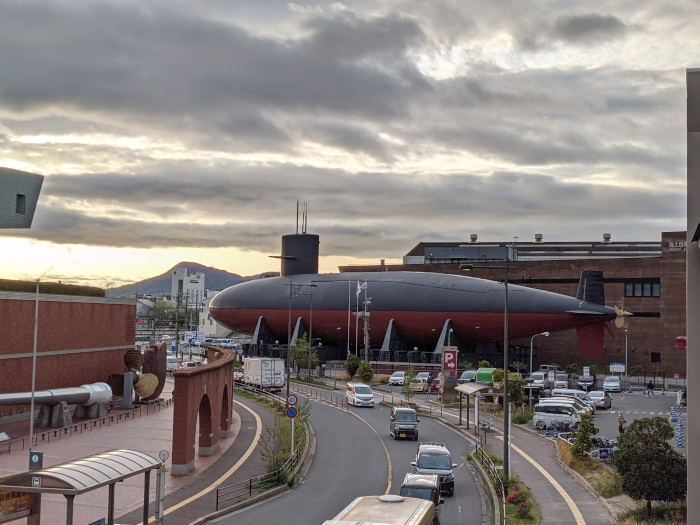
[441, 346, 459, 402]
[610, 363, 625, 373]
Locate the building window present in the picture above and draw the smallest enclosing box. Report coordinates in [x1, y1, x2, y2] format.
[625, 279, 660, 298]
[16, 194, 26, 214]
[651, 352, 661, 363]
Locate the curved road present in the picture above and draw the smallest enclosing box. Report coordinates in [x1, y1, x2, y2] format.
[210, 392, 487, 524]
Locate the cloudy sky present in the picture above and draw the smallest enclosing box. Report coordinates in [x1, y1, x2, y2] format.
[0, 0, 694, 287]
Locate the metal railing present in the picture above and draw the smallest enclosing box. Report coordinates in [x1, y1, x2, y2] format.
[474, 439, 506, 524]
[0, 397, 174, 455]
[216, 446, 301, 511]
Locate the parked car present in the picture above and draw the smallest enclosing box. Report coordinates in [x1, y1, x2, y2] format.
[409, 377, 429, 393]
[179, 361, 198, 370]
[430, 378, 442, 393]
[553, 373, 570, 389]
[233, 371, 244, 383]
[588, 390, 612, 409]
[603, 376, 622, 392]
[389, 371, 407, 386]
[577, 375, 596, 391]
[390, 406, 420, 440]
[457, 370, 477, 385]
[416, 371, 433, 383]
[411, 442, 457, 496]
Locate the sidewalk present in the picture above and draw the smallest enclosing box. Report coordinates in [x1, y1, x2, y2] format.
[0, 383, 275, 525]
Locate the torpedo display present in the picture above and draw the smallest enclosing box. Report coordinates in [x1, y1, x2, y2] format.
[209, 233, 622, 357]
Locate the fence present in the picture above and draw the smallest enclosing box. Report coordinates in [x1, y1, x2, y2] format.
[0, 398, 174, 455]
[474, 437, 506, 524]
[215, 432, 302, 510]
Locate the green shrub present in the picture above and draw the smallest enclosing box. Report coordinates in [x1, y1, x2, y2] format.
[512, 411, 533, 424]
[358, 361, 374, 382]
[346, 354, 361, 378]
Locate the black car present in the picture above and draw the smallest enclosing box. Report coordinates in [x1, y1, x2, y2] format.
[399, 473, 443, 524]
[411, 442, 457, 496]
[390, 406, 420, 440]
[456, 370, 477, 385]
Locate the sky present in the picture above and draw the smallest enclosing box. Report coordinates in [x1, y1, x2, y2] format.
[0, 0, 695, 288]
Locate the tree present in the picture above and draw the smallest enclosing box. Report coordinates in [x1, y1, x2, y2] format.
[358, 361, 374, 382]
[565, 363, 581, 376]
[402, 366, 417, 402]
[571, 412, 596, 458]
[511, 361, 527, 374]
[492, 370, 524, 407]
[615, 417, 687, 515]
[345, 354, 361, 379]
[290, 335, 318, 378]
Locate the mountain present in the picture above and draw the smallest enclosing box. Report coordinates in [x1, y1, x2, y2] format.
[107, 262, 276, 298]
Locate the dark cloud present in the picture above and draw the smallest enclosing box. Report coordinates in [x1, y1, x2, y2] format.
[552, 13, 627, 45]
[0, 0, 692, 272]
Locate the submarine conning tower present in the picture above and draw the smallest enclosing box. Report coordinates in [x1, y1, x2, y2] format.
[281, 233, 319, 276]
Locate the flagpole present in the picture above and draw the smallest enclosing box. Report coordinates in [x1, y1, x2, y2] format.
[355, 280, 359, 356]
[347, 280, 351, 359]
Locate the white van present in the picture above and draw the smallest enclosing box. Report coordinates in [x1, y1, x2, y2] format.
[538, 396, 592, 416]
[552, 388, 596, 413]
[532, 402, 581, 427]
[166, 355, 179, 373]
[346, 382, 375, 407]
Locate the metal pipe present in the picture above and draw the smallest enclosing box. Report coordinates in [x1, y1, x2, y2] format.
[0, 383, 113, 406]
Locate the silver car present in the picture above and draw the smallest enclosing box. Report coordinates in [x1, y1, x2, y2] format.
[588, 390, 612, 409]
[602, 376, 621, 392]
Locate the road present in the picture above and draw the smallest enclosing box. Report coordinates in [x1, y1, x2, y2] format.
[210, 388, 487, 524]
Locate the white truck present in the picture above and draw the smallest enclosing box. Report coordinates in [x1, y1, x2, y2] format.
[243, 358, 285, 392]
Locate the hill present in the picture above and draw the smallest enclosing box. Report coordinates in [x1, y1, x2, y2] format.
[107, 262, 276, 297]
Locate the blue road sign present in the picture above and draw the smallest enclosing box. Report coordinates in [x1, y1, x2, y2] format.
[286, 406, 298, 419]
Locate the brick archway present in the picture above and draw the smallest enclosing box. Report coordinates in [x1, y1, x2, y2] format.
[171, 347, 236, 476]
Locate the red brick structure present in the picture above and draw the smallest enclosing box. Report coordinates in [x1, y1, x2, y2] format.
[340, 232, 687, 377]
[171, 347, 236, 476]
[0, 292, 136, 409]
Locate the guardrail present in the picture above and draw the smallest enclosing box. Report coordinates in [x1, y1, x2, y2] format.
[215, 447, 302, 511]
[0, 397, 174, 455]
[474, 438, 506, 524]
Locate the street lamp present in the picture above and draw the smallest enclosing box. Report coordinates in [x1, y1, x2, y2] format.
[461, 261, 512, 478]
[448, 328, 453, 347]
[624, 329, 628, 391]
[29, 267, 52, 464]
[529, 332, 549, 411]
[308, 284, 318, 383]
[286, 279, 294, 399]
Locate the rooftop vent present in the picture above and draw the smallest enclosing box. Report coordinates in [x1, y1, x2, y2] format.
[469, 234, 478, 243]
[534, 233, 543, 243]
[603, 233, 612, 243]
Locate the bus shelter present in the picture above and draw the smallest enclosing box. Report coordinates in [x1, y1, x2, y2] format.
[0, 448, 161, 525]
[455, 383, 503, 434]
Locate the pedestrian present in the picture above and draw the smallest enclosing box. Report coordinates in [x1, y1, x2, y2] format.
[647, 380, 655, 397]
[618, 412, 626, 434]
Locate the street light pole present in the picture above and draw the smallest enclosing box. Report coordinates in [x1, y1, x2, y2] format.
[448, 328, 453, 347]
[529, 332, 550, 411]
[460, 260, 512, 478]
[29, 267, 52, 463]
[286, 279, 293, 399]
[308, 284, 317, 382]
[625, 329, 628, 391]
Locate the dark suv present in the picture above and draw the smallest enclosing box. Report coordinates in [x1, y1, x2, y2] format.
[456, 370, 477, 385]
[390, 406, 419, 440]
[399, 473, 443, 524]
[411, 442, 457, 496]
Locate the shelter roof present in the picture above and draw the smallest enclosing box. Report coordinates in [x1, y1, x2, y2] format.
[0, 449, 160, 495]
[455, 383, 497, 396]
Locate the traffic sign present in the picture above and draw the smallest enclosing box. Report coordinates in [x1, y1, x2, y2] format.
[287, 394, 298, 406]
[286, 406, 298, 419]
